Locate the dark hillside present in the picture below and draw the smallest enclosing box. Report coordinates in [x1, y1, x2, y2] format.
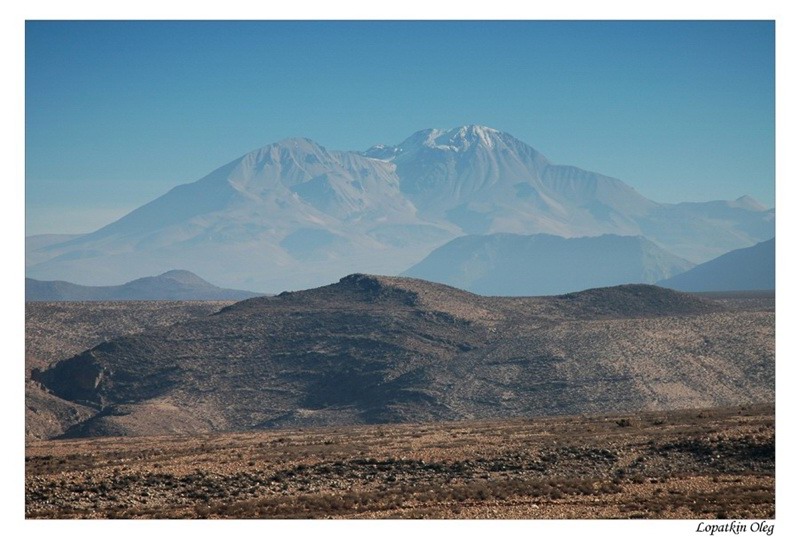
[32, 274, 773, 438]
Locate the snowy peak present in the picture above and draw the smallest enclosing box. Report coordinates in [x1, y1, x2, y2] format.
[364, 125, 509, 161]
[412, 125, 500, 152]
[399, 125, 504, 153]
[425, 125, 501, 151]
[26, 125, 775, 292]
[373, 125, 553, 217]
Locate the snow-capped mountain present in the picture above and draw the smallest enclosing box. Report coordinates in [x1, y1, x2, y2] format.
[367, 125, 770, 255]
[26, 126, 774, 292]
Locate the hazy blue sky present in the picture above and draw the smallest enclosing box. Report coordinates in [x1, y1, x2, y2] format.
[26, 20, 775, 235]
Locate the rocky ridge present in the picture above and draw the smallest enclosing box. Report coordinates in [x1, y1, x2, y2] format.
[31, 275, 774, 438]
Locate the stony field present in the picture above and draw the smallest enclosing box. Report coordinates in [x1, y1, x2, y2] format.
[26, 404, 774, 519]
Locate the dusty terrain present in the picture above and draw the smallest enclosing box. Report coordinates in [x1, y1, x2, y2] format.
[30, 276, 774, 438]
[26, 300, 232, 440]
[25, 404, 774, 519]
[24, 285, 775, 519]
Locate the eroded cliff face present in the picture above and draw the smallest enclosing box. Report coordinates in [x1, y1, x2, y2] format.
[33, 352, 106, 406]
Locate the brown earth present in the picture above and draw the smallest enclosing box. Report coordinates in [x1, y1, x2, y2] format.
[25, 404, 774, 519]
[24, 286, 776, 519]
[29, 276, 775, 438]
[26, 301, 233, 440]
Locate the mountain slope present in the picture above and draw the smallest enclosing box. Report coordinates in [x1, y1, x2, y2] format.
[376, 126, 656, 235]
[404, 233, 694, 296]
[32, 274, 773, 438]
[26, 126, 774, 291]
[368, 125, 773, 262]
[659, 238, 775, 292]
[26, 270, 262, 301]
[26, 300, 233, 440]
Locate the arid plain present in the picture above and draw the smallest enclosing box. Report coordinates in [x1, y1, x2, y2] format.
[25, 281, 775, 519]
[26, 405, 773, 519]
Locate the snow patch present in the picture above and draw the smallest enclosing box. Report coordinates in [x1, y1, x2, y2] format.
[421, 125, 499, 152]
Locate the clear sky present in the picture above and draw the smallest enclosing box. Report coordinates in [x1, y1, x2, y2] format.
[25, 20, 775, 235]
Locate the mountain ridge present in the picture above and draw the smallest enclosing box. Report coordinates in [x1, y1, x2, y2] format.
[31, 274, 772, 438]
[26, 270, 262, 301]
[26, 125, 774, 291]
[404, 233, 695, 296]
[659, 238, 775, 292]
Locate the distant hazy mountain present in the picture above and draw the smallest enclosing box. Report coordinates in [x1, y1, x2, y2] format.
[659, 238, 775, 292]
[25, 234, 87, 267]
[26, 270, 261, 301]
[26, 125, 774, 291]
[404, 233, 694, 296]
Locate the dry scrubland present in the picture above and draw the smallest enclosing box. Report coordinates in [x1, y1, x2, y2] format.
[26, 405, 773, 519]
[25, 301, 234, 373]
[24, 283, 774, 519]
[26, 301, 233, 440]
[29, 278, 774, 437]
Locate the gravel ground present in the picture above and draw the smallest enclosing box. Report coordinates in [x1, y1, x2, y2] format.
[26, 404, 774, 519]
